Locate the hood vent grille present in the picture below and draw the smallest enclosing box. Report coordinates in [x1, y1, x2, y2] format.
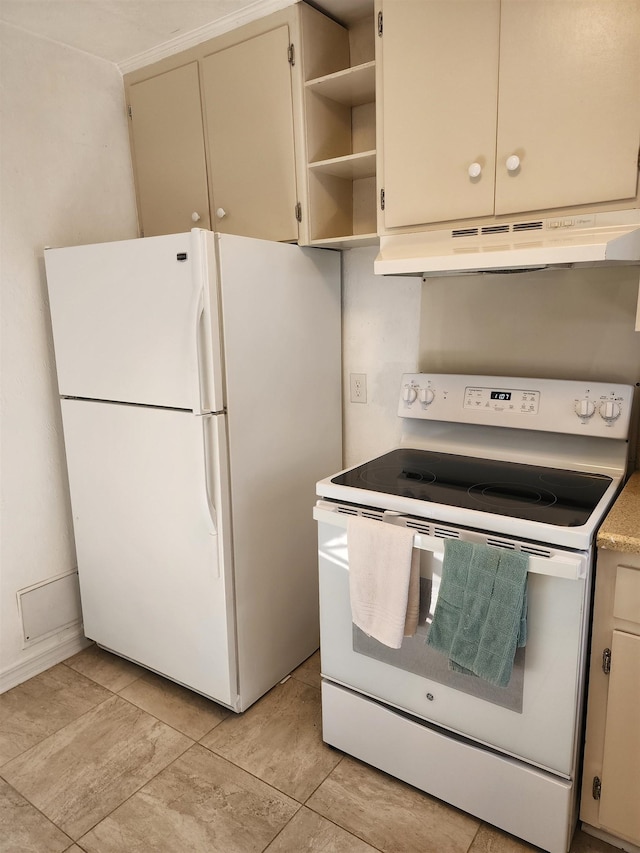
[452, 227, 479, 238]
[512, 221, 543, 232]
[452, 220, 544, 239]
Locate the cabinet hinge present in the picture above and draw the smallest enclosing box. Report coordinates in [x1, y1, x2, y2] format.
[127, 105, 132, 119]
[288, 43, 295, 66]
[592, 776, 602, 800]
[380, 188, 385, 210]
[378, 11, 383, 36]
[295, 201, 302, 222]
[602, 647, 611, 674]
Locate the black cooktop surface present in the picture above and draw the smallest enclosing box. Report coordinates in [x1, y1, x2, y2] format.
[330, 448, 612, 527]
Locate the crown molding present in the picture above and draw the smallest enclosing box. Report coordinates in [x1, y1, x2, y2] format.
[118, 0, 296, 74]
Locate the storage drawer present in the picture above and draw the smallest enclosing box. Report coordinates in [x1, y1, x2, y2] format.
[613, 565, 640, 626]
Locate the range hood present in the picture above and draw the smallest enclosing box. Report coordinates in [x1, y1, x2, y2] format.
[375, 211, 640, 277]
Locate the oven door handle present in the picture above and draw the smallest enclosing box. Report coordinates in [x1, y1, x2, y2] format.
[313, 504, 587, 581]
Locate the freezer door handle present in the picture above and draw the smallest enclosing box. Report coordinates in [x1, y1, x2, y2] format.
[201, 416, 218, 541]
[191, 287, 205, 414]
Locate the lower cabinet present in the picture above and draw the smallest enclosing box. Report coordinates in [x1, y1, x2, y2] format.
[580, 548, 640, 847]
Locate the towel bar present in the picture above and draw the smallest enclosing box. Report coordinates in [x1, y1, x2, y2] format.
[313, 504, 587, 581]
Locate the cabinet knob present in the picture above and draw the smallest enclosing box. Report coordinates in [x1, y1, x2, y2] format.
[468, 162, 482, 178]
[216, 208, 227, 219]
[506, 155, 521, 173]
[191, 211, 201, 222]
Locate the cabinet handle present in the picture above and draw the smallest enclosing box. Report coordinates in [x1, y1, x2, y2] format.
[191, 211, 201, 222]
[468, 162, 482, 178]
[216, 208, 227, 219]
[506, 155, 521, 173]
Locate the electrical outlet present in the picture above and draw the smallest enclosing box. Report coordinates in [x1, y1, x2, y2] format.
[350, 373, 367, 403]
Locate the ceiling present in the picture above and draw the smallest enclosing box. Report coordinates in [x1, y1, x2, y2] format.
[0, 0, 373, 69]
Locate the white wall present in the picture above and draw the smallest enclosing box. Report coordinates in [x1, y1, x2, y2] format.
[342, 251, 640, 469]
[418, 266, 640, 385]
[0, 23, 138, 689]
[342, 246, 422, 466]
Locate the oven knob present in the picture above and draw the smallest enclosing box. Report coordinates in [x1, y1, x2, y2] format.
[574, 398, 595, 419]
[419, 387, 435, 405]
[403, 384, 418, 404]
[599, 400, 621, 422]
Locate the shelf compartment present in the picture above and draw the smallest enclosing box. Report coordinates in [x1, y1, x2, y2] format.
[308, 172, 376, 243]
[305, 61, 375, 106]
[309, 150, 376, 180]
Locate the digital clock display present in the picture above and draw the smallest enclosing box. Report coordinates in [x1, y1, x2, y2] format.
[490, 391, 512, 401]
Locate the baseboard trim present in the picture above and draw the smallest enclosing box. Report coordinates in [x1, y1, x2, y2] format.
[0, 627, 91, 693]
[581, 823, 640, 853]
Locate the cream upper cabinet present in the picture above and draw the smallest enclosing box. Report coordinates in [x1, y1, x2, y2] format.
[379, 0, 640, 231]
[127, 63, 211, 237]
[581, 550, 640, 848]
[124, 8, 305, 243]
[201, 26, 298, 242]
[380, 0, 500, 228]
[495, 0, 640, 216]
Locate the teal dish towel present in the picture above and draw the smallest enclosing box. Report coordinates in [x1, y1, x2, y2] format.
[426, 539, 528, 688]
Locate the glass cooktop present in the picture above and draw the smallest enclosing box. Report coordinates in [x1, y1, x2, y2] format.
[330, 448, 612, 528]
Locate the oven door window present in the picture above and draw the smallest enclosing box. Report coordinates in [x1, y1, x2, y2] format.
[352, 557, 525, 713]
[317, 518, 590, 778]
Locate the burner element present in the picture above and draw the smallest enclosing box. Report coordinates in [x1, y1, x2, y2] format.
[468, 482, 557, 510]
[358, 463, 436, 488]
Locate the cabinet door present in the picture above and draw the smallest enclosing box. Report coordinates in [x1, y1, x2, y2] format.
[128, 63, 211, 236]
[496, 0, 640, 216]
[380, 0, 500, 228]
[201, 26, 298, 241]
[599, 630, 640, 844]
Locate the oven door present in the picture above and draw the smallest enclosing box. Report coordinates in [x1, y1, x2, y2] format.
[314, 502, 591, 778]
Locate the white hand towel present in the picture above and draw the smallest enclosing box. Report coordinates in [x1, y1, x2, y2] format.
[347, 516, 418, 649]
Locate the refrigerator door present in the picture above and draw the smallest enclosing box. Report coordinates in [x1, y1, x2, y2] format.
[45, 230, 223, 413]
[60, 398, 236, 706]
[216, 234, 342, 708]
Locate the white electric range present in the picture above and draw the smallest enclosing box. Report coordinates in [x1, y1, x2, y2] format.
[314, 374, 634, 853]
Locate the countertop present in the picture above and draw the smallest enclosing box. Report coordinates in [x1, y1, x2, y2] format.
[597, 471, 640, 554]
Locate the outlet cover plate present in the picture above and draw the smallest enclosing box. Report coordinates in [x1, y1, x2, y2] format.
[350, 373, 367, 403]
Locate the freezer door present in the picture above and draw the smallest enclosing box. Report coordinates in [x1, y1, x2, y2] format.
[61, 399, 236, 706]
[45, 230, 223, 413]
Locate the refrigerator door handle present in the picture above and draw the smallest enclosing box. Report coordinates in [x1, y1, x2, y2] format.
[201, 416, 219, 543]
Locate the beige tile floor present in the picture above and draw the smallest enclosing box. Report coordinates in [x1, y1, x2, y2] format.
[0, 646, 622, 853]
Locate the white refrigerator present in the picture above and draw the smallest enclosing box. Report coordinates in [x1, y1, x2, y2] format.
[44, 229, 341, 711]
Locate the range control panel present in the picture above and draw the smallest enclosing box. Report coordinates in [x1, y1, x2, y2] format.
[463, 385, 541, 415]
[398, 374, 634, 438]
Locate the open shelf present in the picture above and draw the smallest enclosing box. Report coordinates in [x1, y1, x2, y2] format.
[305, 61, 375, 106]
[300, 7, 377, 246]
[309, 149, 376, 180]
[309, 232, 378, 249]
